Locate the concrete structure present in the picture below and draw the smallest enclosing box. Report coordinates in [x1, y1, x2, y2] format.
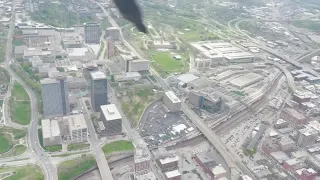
[193, 152, 218, 179]
[105, 27, 120, 40]
[163, 91, 181, 112]
[114, 72, 142, 82]
[84, 22, 101, 44]
[157, 155, 179, 170]
[165, 170, 181, 180]
[280, 108, 307, 126]
[274, 119, 289, 129]
[188, 89, 223, 113]
[100, 104, 122, 135]
[134, 141, 151, 175]
[297, 127, 318, 147]
[65, 114, 88, 142]
[41, 119, 62, 146]
[228, 73, 263, 89]
[135, 171, 156, 180]
[279, 136, 295, 152]
[107, 39, 115, 59]
[41, 75, 70, 117]
[130, 59, 150, 72]
[90, 71, 108, 112]
[212, 165, 227, 180]
[61, 34, 82, 48]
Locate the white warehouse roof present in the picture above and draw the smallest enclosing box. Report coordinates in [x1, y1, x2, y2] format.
[42, 119, 61, 138]
[165, 170, 181, 178]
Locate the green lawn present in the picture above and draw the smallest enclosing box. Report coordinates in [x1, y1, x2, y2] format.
[58, 155, 96, 180]
[119, 86, 162, 126]
[151, 52, 183, 72]
[68, 143, 90, 151]
[102, 140, 134, 155]
[292, 20, 320, 31]
[12, 38, 25, 46]
[11, 83, 29, 101]
[178, 30, 218, 42]
[101, 18, 111, 29]
[0, 145, 27, 158]
[10, 100, 31, 125]
[0, 165, 44, 180]
[0, 134, 11, 154]
[0, 127, 26, 140]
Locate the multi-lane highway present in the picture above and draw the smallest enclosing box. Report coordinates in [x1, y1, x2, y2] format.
[79, 99, 114, 180]
[3, 0, 57, 179]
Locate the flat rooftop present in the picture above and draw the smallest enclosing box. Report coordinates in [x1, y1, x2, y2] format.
[165, 91, 181, 103]
[101, 104, 122, 121]
[159, 155, 179, 165]
[64, 114, 87, 130]
[42, 119, 61, 138]
[90, 71, 107, 80]
[165, 170, 181, 178]
[229, 73, 263, 88]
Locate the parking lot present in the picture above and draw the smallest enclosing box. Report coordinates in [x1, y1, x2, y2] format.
[139, 101, 196, 148]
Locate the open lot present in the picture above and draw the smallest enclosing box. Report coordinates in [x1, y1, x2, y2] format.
[0, 126, 26, 140]
[0, 134, 11, 154]
[68, 143, 90, 151]
[58, 155, 96, 180]
[11, 83, 29, 101]
[10, 82, 31, 125]
[119, 86, 162, 127]
[102, 140, 134, 155]
[151, 51, 184, 72]
[0, 164, 44, 180]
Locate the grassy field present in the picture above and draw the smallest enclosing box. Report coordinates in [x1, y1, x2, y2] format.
[0, 68, 10, 84]
[0, 126, 26, 140]
[0, 134, 11, 154]
[178, 29, 218, 42]
[292, 20, 320, 31]
[102, 140, 134, 155]
[0, 145, 27, 158]
[119, 86, 162, 127]
[0, 165, 44, 180]
[58, 155, 96, 180]
[10, 101, 31, 125]
[151, 52, 183, 71]
[10, 82, 31, 125]
[68, 143, 90, 151]
[11, 83, 29, 101]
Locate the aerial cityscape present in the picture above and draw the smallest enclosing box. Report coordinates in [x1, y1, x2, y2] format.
[0, 0, 320, 179]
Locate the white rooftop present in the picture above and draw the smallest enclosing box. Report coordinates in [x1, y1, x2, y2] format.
[173, 124, 187, 133]
[178, 73, 199, 83]
[42, 119, 61, 138]
[101, 104, 122, 121]
[212, 165, 227, 175]
[165, 91, 181, 103]
[135, 171, 156, 180]
[165, 170, 181, 178]
[159, 155, 179, 165]
[90, 71, 106, 80]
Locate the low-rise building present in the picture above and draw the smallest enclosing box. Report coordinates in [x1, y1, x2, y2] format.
[41, 119, 62, 146]
[157, 155, 179, 170]
[279, 136, 295, 152]
[65, 114, 88, 142]
[135, 171, 156, 180]
[134, 141, 151, 175]
[280, 107, 307, 126]
[212, 165, 227, 180]
[165, 170, 181, 180]
[297, 127, 318, 147]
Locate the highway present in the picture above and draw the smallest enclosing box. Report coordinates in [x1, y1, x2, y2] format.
[3, 1, 58, 179]
[79, 99, 114, 180]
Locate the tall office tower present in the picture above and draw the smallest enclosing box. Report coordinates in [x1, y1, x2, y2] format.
[41, 74, 70, 117]
[107, 39, 115, 59]
[90, 71, 108, 112]
[100, 104, 122, 135]
[105, 27, 120, 40]
[84, 22, 101, 44]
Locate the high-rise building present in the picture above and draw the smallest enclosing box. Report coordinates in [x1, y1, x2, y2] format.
[41, 74, 70, 117]
[100, 104, 122, 135]
[90, 71, 108, 112]
[107, 39, 115, 59]
[105, 27, 120, 40]
[84, 22, 101, 44]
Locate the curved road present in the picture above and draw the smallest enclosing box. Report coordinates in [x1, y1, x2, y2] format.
[3, 0, 57, 179]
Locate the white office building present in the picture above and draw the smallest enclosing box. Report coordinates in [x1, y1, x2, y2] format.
[163, 91, 181, 112]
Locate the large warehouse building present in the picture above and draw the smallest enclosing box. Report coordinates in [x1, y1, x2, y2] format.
[42, 119, 62, 147]
[228, 73, 263, 89]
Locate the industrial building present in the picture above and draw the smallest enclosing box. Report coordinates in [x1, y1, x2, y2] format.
[134, 141, 151, 175]
[157, 155, 179, 170]
[41, 74, 70, 117]
[116, 54, 150, 73]
[100, 104, 122, 135]
[163, 91, 181, 112]
[191, 42, 254, 68]
[84, 22, 101, 44]
[105, 27, 120, 40]
[90, 71, 108, 112]
[228, 73, 263, 89]
[65, 114, 88, 142]
[165, 170, 181, 180]
[41, 119, 62, 146]
[61, 34, 83, 48]
[193, 152, 226, 180]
